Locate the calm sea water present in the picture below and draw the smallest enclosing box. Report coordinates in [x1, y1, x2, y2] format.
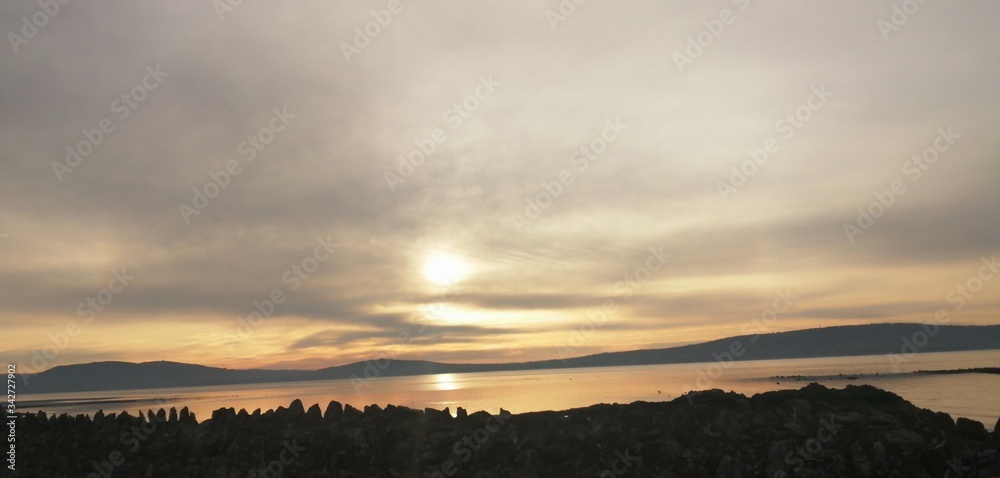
[20, 350, 1000, 430]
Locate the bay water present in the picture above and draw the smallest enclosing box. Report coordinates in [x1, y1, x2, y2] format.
[20, 349, 1000, 430]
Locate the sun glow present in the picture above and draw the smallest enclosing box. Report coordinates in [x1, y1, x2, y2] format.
[422, 253, 470, 285]
[433, 373, 458, 391]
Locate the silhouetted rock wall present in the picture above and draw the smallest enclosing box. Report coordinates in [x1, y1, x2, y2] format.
[10, 384, 1000, 477]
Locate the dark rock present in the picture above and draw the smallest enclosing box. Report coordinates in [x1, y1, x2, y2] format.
[540, 443, 571, 464]
[684, 388, 728, 406]
[766, 439, 792, 477]
[288, 399, 305, 416]
[715, 453, 742, 478]
[782, 421, 808, 437]
[933, 411, 956, 431]
[883, 429, 923, 447]
[515, 448, 539, 467]
[210, 407, 236, 423]
[424, 407, 452, 424]
[343, 404, 363, 420]
[324, 401, 343, 420]
[994, 416, 1000, 444]
[956, 417, 991, 441]
[467, 410, 492, 425]
[14, 384, 1000, 477]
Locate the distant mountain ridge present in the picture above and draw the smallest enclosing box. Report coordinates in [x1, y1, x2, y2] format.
[20, 323, 1000, 394]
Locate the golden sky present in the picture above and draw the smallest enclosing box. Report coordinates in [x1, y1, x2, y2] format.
[1, 1, 998, 372]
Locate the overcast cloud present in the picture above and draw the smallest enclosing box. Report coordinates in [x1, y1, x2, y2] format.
[1, 1, 998, 371]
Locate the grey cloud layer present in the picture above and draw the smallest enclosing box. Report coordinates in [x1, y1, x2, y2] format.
[1, 1, 998, 363]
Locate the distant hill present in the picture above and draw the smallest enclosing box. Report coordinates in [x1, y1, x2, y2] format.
[549, 322, 1000, 368]
[20, 360, 316, 393]
[20, 323, 1000, 394]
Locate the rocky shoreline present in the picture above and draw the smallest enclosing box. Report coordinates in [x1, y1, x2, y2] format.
[11, 383, 1000, 477]
[773, 367, 1000, 382]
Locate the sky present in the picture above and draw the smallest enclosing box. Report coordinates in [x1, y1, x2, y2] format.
[1, 1, 998, 372]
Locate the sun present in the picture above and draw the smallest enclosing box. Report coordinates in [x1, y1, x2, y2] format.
[422, 253, 470, 285]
